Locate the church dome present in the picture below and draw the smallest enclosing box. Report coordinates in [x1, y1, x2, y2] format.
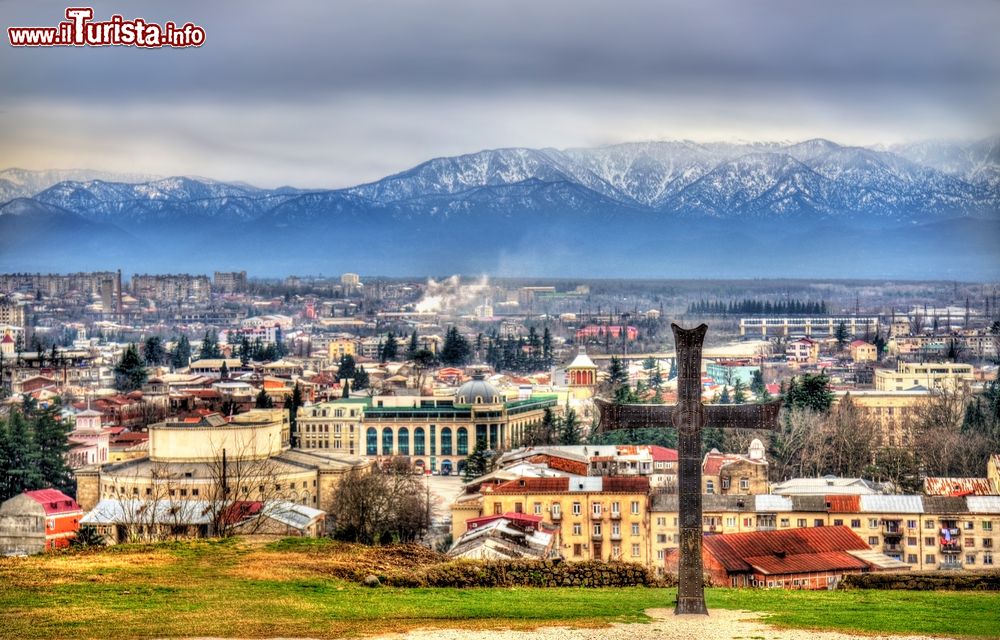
[455, 374, 502, 405]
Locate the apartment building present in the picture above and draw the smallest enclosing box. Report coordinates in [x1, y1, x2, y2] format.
[873, 361, 975, 392]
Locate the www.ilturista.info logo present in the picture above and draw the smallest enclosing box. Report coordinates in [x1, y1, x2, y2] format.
[8, 7, 205, 48]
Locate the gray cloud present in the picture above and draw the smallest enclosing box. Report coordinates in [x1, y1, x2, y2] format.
[1, 0, 998, 186]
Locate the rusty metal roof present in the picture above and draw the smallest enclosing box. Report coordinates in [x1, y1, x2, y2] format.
[825, 495, 861, 513]
[924, 477, 994, 496]
[702, 525, 871, 574]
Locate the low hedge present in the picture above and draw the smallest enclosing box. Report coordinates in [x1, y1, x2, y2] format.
[380, 559, 669, 588]
[840, 570, 1000, 591]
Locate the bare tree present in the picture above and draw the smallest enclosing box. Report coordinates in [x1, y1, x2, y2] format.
[330, 464, 429, 544]
[205, 434, 286, 537]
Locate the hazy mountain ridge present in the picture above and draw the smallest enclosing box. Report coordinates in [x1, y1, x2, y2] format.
[1, 137, 998, 278]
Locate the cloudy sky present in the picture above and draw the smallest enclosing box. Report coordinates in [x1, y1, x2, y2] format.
[1, 0, 998, 188]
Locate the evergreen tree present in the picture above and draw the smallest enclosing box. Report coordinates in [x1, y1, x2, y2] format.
[353, 366, 370, 391]
[463, 445, 490, 480]
[287, 383, 303, 437]
[254, 388, 274, 409]
[35, 404, 73, 495]
[406, 331, 419, 359]
[170, 335, 192, 369]
[718, 386, 731, 404]
[440, 327, 471, 366]
[239, 335, 251, 366]
[381, 332, 398, 362]
[142, 336, 167, 366]
[559, 407, 582, 445]
[220, 361, 230, 380]
[0, 410, 42, 500]
[539, 407, 558, 445]
[341, 380, 351, 398]
[732, 379, 747, 404]
[337, 354, 357, 382]
[607, 356, 628, 388]
[199, 330, 221, 360]
[750, 369, 766, 397]
[783, 373, 834, 413]
[114, 344, 148, 392]
[835, 322, 850, 351]
[542, 327, 553, 368]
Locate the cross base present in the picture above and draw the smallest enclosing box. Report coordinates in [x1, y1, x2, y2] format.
[675, 596, 708, 615]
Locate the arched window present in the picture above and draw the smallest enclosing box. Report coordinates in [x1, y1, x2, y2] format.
[414, 427, 426, 456]
[398, 427, 410, 456]
[382, 427, 394, 455]
[457, 427, 469, 455]
[440, 427, 453, 455]
[366, 427, 378, 455]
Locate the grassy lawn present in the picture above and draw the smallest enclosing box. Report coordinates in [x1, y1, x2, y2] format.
[1, 538, 997, 639]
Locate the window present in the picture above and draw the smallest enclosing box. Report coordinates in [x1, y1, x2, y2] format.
[797, 518, 807, 528]
[869, 518, 879, 529]
[966, 554, 976, 565]
[908, 537, 917, 546]
[572, 502, 581, 515]
[744, 518, 753, 528]
[780, 518, 790, 527]
[612, 523, 621, 536]
[533, 502, 542, 515]
[833, 519, 844, 526]
[907, 554, 918, 564]
[706, 480, 715, 494]
[631, 501, 640, 515]
[985, 553, 994, 565]
[611, 501, 621, 514]
[593, 523, 602, 536]
[984, 521, 994, 531]
[925, 536, 935, 546]
[965, 538, 975, 548]
[493, 502, 502, 515]
[815, 519, 824, 527]
[656, 534, 667, 543]
[551, 503, 561, 517]
[572, 523, 582, 535]
[381, 427, 393, 455]
[440, 427, 452, 455]
[984, 538, 993, 548]
[656, 517, 666, 526]
[726, 517, 737, 527]
[964, 521, 975, 530]
[192, 488, 199, 496]
[414, 427, 425, 455]
[457, 427, 469, 455]
[925, 554, 936, 565]
[657, 549, 665, 560]
[573, 544, 582, 557]
[869, 536, 879, 545]
[907, 520, 918, 529]
[631, 523, 640, 536]
[740, 478, 750, 490]
[593, 503, 602, 517]
[925, 520, 935, 529]
[721, 477, 730, 490]
[514, 502, 523, 514]
[851, 519, 861, 528]
[632, 543, 640, 557]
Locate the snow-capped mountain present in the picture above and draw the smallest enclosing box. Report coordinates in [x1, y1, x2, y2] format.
[1, 136, 997, 278]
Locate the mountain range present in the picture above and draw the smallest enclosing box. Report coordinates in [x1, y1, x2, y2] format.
[1, 137, 998, 279]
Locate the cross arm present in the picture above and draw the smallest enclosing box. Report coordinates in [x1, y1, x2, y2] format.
[594, 397, 675, 432]
[703, 399, 782, 431]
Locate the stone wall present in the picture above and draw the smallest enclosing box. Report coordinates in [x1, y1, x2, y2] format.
[0, 514, 45, 556]
[382, 559, 667, 588]
[841, 570, 1000, 591]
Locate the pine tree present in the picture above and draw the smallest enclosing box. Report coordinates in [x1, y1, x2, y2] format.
[220, 361, 230, 380]
[287, 383, 303, 437]
[750, 369, 766, 397]
[337, 354, 357, 382]
[341, 380, 351, 398]
[608, 356, 628, 388]
[718, 386, 731, 404]
[170, 335, 192, 369]
[381, 332, 398, 362]
[406, 331, 419, 359]
[440, 327, 471, 366]
[542, 327, 553, 368]
[732, 379, 747, 405]
[835, 322, 850, 351]
[540, 407, 558, 445]
[114, 344, 148, 392]
[199, 330, 221, 360]
[0, 410, 42, 500]
[353, 366, 370, 391]
[34, 404, 73, 495]
[559, 407, 582, 445]
[143, 336, 166, 366]
[254, 388, 274, 409]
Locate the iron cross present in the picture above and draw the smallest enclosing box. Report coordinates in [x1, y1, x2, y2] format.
[595, 323, 781, 615]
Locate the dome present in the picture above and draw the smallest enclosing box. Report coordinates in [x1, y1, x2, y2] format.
[455, 375, 502, 405]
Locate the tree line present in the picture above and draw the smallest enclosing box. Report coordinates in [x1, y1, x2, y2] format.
[687, 298, 828, 316]
[484, 326, 554, 374]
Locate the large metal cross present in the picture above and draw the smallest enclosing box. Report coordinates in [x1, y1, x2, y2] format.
[595, 323, 781, 615]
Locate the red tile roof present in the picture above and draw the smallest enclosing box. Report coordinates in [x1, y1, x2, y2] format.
[703, 526, 870, 574]
[23, 489, 81, 515]
[647, 445, 678, 462]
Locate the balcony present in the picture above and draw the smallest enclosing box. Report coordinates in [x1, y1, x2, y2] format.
[610, 511, 622, 520]
[884, 543, 903, 554]
[940, 542, 962, 554]
[591, 532, 603, 541]
[591, 512, 604, 521]
[551, 511, 562, 521]
[610, 532, 622, 541]
[882, 523, 904, 538]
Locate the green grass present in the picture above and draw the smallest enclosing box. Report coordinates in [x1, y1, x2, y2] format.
[1, 539, 998, 639]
